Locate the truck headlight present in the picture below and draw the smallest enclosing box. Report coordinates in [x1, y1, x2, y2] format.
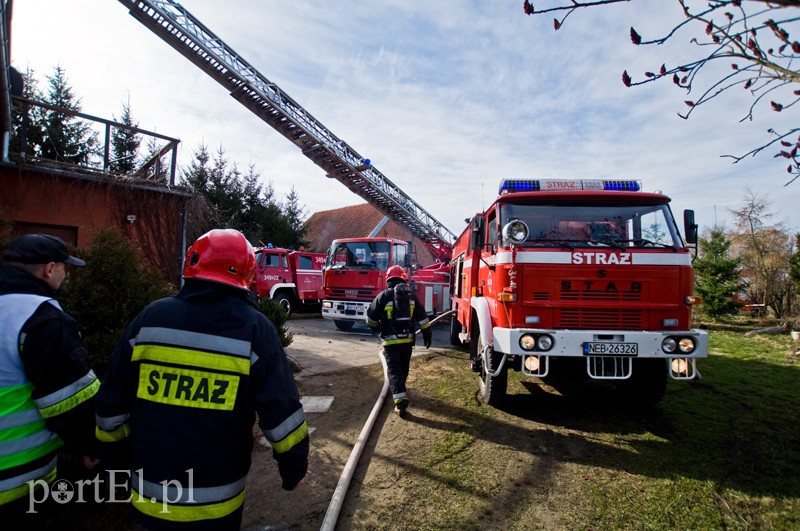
[502, 219, 529, 244]
[678, 337, 696, 353]
[520, 334, 553, 352]
[661, 337, 677, 353]
[536, 335, 554, 351]
[519, 334, 536, 351]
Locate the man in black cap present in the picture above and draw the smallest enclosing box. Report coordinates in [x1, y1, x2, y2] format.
[0, 234, 99, 515]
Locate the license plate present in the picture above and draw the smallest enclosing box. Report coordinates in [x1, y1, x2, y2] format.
[583, 342, 638, 356]
[344, 304, 358, 315]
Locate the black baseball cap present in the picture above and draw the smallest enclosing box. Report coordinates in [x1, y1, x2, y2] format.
[3, 234, 86, 267]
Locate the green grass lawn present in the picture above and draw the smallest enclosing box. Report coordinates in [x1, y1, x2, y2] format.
[405, 321, 800, 530]
[566, 323, 800, 529]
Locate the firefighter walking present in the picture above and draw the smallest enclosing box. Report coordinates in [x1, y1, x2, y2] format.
[95, 229, 308, 530]
[366, 266, 432, 418]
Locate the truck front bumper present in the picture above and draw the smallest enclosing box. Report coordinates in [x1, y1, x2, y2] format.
[492, 328, 708, 380]
[321, 299, 370, 322]
[492, 328, 709, 359]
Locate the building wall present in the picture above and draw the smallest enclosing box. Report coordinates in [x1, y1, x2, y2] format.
[0, 164, 191, 280]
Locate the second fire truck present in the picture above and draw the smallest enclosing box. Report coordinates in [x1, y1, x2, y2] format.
[450, 178, 708, 406]
[321, 237, 450, 330]
[254, 246, 326, 316]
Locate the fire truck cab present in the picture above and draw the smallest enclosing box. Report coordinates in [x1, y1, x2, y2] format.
[322, 238, 408, 331]
[322, 237, 450, 331]
[254, 246, 326, 316]
[450, 178, 707, 407]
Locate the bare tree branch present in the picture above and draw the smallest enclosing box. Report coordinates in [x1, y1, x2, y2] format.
[524, 0, 800, 185]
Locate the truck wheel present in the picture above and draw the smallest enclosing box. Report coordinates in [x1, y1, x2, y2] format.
[275, 294, 292, 317]
[449, 314, 462, 346]
[334, 320, 354, 331]
[616, 359, 668, 407]
[473, 327, 507, 406]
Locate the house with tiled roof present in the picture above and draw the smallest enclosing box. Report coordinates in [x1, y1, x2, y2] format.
[303, 203, 437, 266]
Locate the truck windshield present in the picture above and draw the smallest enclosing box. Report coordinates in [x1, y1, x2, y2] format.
[499, 203, 683, 249]
[326, 241, 391, 269]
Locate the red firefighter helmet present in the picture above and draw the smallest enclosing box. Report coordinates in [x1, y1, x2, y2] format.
[386, 265, 408, 283]
[183, 229, 256, 290]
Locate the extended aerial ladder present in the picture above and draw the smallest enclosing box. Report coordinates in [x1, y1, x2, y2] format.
[118, 0, 456, 261]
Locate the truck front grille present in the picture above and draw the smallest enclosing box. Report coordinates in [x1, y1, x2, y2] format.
[328, 288, 375, 300]
[559, 309, 644, 330]
[560, 288, 642, 302]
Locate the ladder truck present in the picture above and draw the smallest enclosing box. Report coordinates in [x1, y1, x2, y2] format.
[117, 0, 456, 325]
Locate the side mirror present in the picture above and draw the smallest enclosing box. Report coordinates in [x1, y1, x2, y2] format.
[469, 216, 484, 251]
[683, 209, 698, 245]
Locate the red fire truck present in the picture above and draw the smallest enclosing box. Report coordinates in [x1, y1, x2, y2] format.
[321, 237, 450, 331]
[449, 178, 708, 406]
[254, 246, 326, 316]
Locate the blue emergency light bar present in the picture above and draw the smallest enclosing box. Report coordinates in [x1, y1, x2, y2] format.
[499, 178, 642, 194]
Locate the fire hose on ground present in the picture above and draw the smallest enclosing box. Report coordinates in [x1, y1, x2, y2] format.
[319, 309, 457, 531]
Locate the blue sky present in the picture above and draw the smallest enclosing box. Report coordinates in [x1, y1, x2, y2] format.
[11, 0, 799, 241]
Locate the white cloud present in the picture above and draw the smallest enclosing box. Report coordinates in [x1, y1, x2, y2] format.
[10, 0, 799, 241]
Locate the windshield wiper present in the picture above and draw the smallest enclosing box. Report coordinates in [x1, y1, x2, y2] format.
[612, 238, 675, 249]
[527, 238, 584, 250]
[591, 237, 625, 249]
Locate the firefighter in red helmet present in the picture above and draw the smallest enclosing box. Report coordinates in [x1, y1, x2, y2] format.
[96, 229, 308, 530]
[366, 265, 432, 418]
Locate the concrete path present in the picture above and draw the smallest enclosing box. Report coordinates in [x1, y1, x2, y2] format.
[284, 314, 453, 379]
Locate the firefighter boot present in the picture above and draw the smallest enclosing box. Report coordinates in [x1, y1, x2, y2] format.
[394, 399, 409, 419]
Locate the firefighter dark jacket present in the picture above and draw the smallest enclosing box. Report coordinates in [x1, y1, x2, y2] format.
[95, 278, 308, 524]
[366, 279, 432, 346]
[0, 265, 99, 506]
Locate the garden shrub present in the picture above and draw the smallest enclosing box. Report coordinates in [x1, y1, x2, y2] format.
[256, 296, 293, 348]
[59, 229, 174, 372]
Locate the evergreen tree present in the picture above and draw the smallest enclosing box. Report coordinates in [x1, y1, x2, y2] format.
[283, 186, 310, 248]
[180, 143, 309, 249]
[239, 164, 268, 244]
[182, 143, 212, 194]
[284, 187, 304, 232]
[39, 65, 98, 164]
[181, 144, 246, 232]
[9, 67, 47, 159]
[263, 183, 295, 247]
[110, 99, 141, 174]
[694, 227, 744, 318]
[207, 146, 245, 226]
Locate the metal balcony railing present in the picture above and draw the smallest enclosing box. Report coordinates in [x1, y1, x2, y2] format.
[10, 95, 181, 186]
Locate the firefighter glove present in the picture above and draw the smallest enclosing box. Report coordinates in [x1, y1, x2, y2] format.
[422, 327, 432, 348]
